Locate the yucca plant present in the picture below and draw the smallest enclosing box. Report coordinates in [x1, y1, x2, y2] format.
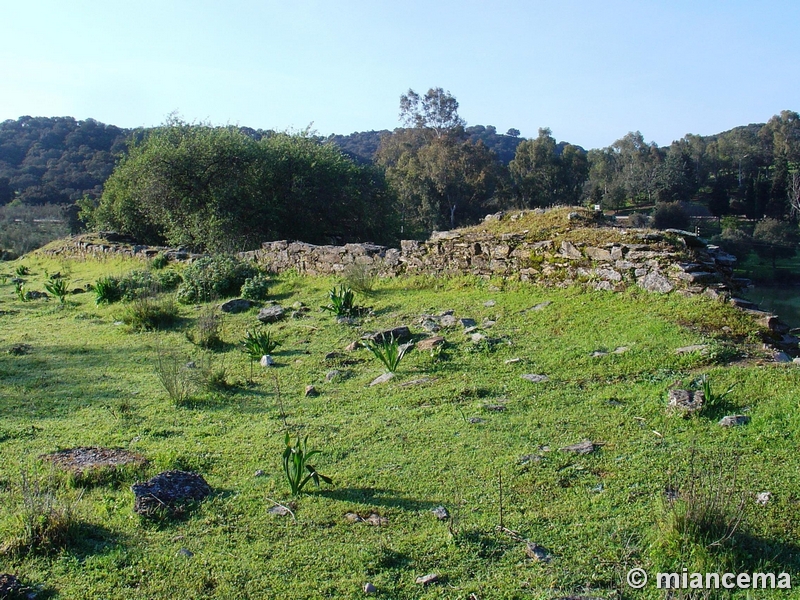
[321, 285, 358, 317]
[361, 334, 412, 373]
[282, 432, 332, 496]
[241, 329, 280, 382]
[700, 374, 737, 411]
[44, 277, 69, 304]
[14, 281, 27, 302]
[15, 265, 29, 276]
[94, 276, 122, 305]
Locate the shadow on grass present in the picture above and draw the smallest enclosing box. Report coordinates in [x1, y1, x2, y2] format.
[317, 487, 440, 512]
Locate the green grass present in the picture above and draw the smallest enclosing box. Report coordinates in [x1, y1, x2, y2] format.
[0, 253, 799, 598]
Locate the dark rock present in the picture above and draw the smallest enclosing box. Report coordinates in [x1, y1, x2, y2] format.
[459, 318, 477, 328]
[131, 470, 212, 516]
[364, 582, 377, 595]
[257, 305, 285, 323]
[559, 440, 595, 454]
[177, 548, 194, 558]
[365, 326, 411, 343]
[0, 574, 23, 598]
[668, 389, 704, 413]
[219, 298, 254, 313]
[325, 370, 342, 382]
[416, 336, 445, 351]
[431, 506, 450, 520]
[304, 385, 318, 397]
[525, 542, 552, 562]
[719, 415, 750, 427]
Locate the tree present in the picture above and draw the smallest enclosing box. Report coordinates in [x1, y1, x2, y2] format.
[752, 217, 798, 269]
[399, 88, 465, 138]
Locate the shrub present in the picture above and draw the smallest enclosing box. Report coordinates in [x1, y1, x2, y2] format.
[150, 253, 170, 269]
[176, 255, 260, 304]
[14, 265, 29, 276]
[361, 334, 411, 373]
[188, 308, 223, 349]
[155, 349, 194, 405]
[341, 262, 377, 294]
[282, 433, 332, 496]
[3, 469, 83, 556]
[241, 274, 270, 301]
[94, 276, 122, 305]
[155, 269, 182, 291]
[321, 285, 367, 317]
[119, 296, 180, 331]
[44, 277, 69, 304]
[241, 329, 280, 358]
[652, 202, 690, 230]
[118, 270, 157, 300]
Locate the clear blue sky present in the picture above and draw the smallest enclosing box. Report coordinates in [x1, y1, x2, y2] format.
[2, 0, 798, 149]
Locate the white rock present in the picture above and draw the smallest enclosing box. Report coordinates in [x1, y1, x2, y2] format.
[260, 355, 275, 367]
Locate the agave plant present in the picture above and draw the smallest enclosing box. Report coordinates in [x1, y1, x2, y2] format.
[361, 334, 412, 373]
[282, 432, 332, 496]
[241, 329, 280, 382]
[44, 277, 70, 304]
[321, 285, 359, 317]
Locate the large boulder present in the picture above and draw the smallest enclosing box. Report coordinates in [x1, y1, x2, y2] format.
[257, 305, 285, 323]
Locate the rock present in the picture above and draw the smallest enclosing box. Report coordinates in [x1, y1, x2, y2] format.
[527, 301, 551, 311]
[365, 326, 411, 344]
[590, 350, 608, 357]
[291, 301, 305, 309]
[7, 343, 32, 356]
[177, 548, 194, 558]
[638, 272, 674, 293]
[483, 300, 496, 307]
[525, 542, 552, 562]
[612, 346, 629, 354]
[254, 470, 265, 477]
[41, 446, 148, 476]
[131, 470, 212, 516]
[559, 241, 583, 260]
[304, 385, 318, 397]
[364, 582, 377, 595]
[504, 357, 521, 364]
[484, 404, 506, 412]
[675, 344, 708, 355]
[459, 318, 477, 328]
[345, 341, 360, 352]
[416, 573, 439, 585]
[773, 351, 792, 363]
[420, 319, 440, 332]
[584, 246, 613, 262]
[416, 336, 445, 351]
[219, 298, 254, 313]
[325, 352, 343, 360]
[483, 319, 496, 328]
[260, 355, 275, 367]
[665, 228, 706, 248]
[521, 374, 549, 383]
[370, 372, 394, 386]
[325, 370, 342, 382]
[469, 417, 485, 424]
[336, 316, 358, 325]
[439, 314, 457, 327]
[719, 415, 750, 427]
[257, 305, 285, 323]
[560, 440, 596, 454]
[668, 389, 704, 413]
[756, 491, 771, 506]
[431, 506, 450, 520]
[399, 377, 437, 387]
[0, 574, 23, 598]
[268, 504, 292, 516]
[470, 332, 487, 343]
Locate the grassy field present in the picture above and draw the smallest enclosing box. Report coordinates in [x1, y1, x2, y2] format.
[0, 251, 799, 599]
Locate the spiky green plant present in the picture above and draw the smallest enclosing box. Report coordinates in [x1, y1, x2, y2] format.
[282, 433, 332, 496]
[94, 276, 122, 305]
[44, 277, 69, 304]
[241, 329, 280, 358]
[321, 285, 359, 317]
[700, 374, 737, 410]
[361, 334, 411, 373]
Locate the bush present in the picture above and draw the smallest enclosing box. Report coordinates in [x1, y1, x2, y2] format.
[341, 262, 377, 294]
[240, 275, 270, 301]
[119, 296, 180, 331]
[155, 349, 194, 405]
[155, 269, 182, 291]
[176, 255, 260, 304]
[150, 253, 170, 269]
[188, 308, 223, 349]
[652, 202, 690, 230]
[94, 276, 122, 305]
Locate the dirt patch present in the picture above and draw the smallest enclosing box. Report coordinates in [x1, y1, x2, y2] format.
[41, 447, 148, 474]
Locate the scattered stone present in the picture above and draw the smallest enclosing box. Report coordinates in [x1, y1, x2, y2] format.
[525, 542, 552, 562]
[369, 372, 394, 386]
[794, 358, 800, 365]
[365, 326, 411, 343]
[484, 404, 506, 412]
[756, 491, 771, 506]
[336, 316, 358, 325]
[559, 440, 596, 454]
[527, 301, 551, 312]
[304, 385, 318, 397]
[254, 470, 265, 477]
[42, 446, 148, 475]
[257, 305, 285, 323]
[518, 454, 541, 465]
[325, 370, 342, 382]
[363, 582, 377, 595]
[268, 504, 292, 516]
[439, 314, 457, 327]
[177, 548, 194, 558]
[260, 355, 275, 367]
[459, 318, 477, 328]
[185, 360, 197, 369]
[291, 301, 305, 309]
[612, 346, 629, 354]
[469, 417, 485, 424]
[719, 415, 750, 427]
[521, 374, 549, 383]
[416, 573, 439, 586]
[590, 350, 608, 357]
[325, 352, 342, 360]
[421, 319, 440, 332]
[345, 512, 388, 526]
[559, 240, 583, 260]
[463, 325, 480, 334]
[668, 389, 704, 413]
[431, 506, 450, 520]
[345, 341, 360, 352]
[483, 300, 496, 307]
[675, 344, 708, 355]
[0, 574, 23, 598]
[131, 470, 212, 516]
[7, 343, 32, 356]
[773, 351, 792, 363]
[482, 319, 496, 328]
[399, 377, 436, 387]
[416, 336, 445, 351]
[638, 271, 674, 294]
[219, 298, 254, 313]
[504, 357, 521, 364]
[470, 332, 487, 343]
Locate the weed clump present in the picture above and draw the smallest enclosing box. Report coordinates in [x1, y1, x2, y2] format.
[361, 334, 411, 373]
[176, 255, 260, 304]
[188, 308, 224, 349]
[240, 274, 270, 301]
[119, 296, 180, 331]
[341, 262, 377, 294]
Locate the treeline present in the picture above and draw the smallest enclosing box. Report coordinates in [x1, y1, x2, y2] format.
[2, 94, 799, 255]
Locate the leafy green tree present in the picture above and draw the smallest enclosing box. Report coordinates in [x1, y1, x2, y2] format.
[752, 218, 797, 267]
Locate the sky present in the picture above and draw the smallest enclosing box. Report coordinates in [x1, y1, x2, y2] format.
[1, 0, 798, 150]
